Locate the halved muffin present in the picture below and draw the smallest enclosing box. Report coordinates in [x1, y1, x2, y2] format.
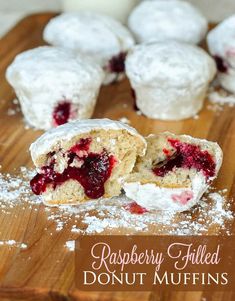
[123, 133, 223, 212]
[30, 119, 146, 205]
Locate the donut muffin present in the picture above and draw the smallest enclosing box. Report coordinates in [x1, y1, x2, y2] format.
[207, 15, 235, 93]
[30, 119, 146, 205]
[6, 46, 104, 130]
[128, 0, 208, 45]
[123, 133, 223, 212]
[43, 12, 135, 85]
[126, 41, 216, 120]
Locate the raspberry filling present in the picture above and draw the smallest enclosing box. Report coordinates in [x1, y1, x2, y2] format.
[53, 101, 71, 126]
[30, 138, 116, 199]
[124, 202, 148, 214]
[152, 139, 216, 180]
[171, 191, 193, 205]
[163, 148, 171, 157]
[70, 138, 91, 154]
[108, 52, 126, 73]
[214, 55, 228, 73]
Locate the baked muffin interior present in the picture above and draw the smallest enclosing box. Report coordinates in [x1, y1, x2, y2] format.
[30, 129, 145, 204]
[126, 133, 222, 189]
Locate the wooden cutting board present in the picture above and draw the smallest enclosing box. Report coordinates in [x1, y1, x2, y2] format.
[0, 13, 234, 301]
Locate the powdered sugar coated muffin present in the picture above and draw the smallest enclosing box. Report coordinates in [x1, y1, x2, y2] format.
[43, 12, 135, 85]
[123, 133, 223, 212]
[126, 41, 216, 120]
[30, 119, 146, 205]
[128, 0, 208, 45]
[207, 15, 235, 93]
[6, 46, 104, 130]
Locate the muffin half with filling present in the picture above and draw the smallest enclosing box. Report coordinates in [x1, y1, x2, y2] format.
[123, 132, 223, 212]
[30, 119, 146, 205]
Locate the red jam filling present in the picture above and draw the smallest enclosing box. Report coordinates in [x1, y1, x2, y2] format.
[70, 138, 92, 153]
[214, 55, 228, 73]
[171, 191, 193, 205]
[124, 202, 148, 214]
[163, 148, 171, 157]
[30, 138, 116, 199]
[108, 52, 126, 73]
[153, 139, 216, 180]
[53, 101, 71, 126]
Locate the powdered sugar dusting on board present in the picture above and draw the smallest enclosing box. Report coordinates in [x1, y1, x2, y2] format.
[208, 85, 235, 107]
[65, 240, 75, 251]
[118, 117, 131, 125]
[206, 83, 235, 115]
[0, 167, 39, 209]
[0, 168, 233, 241]
[170, 189, 233, 235]
[73, 189, 233, 235]
[0, 240, 27, 249]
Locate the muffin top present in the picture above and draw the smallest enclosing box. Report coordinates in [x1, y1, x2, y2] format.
[126, 41, 216, 88]
[128, 0, 207, 44]
[30, 118, 147, 163]
[207, 15, 235, 68]
[6, 46, 104, 92]
[43, 12, 135, 66]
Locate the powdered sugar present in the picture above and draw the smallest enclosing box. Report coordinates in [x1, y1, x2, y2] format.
[7, 108, 17, 116]
[46, 188, 233, 236]
[0, 168, 38, 207]
[44, 12, 135, 66]
[30, 118, 146, 164]
[6, 98, 21, 116]
[207, 84, 235, 115]
[0, 240, 27, 249]
[207, 102, 224, 114]
[65, 240, 75, 251]
[79, 190, 233, 235]
[0, 168, 233, 246]
[171, 189, 233, 235]
[206, 191, 233, 226]
[128, 0, 208, 45]
[118, 117, 131, 124]
[6, 46, 104, 130]
[208, 86, 235, 106]
[126, 41, 216, 120]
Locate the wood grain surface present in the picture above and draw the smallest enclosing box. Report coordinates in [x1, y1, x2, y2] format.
[0, 13, 234, 301]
